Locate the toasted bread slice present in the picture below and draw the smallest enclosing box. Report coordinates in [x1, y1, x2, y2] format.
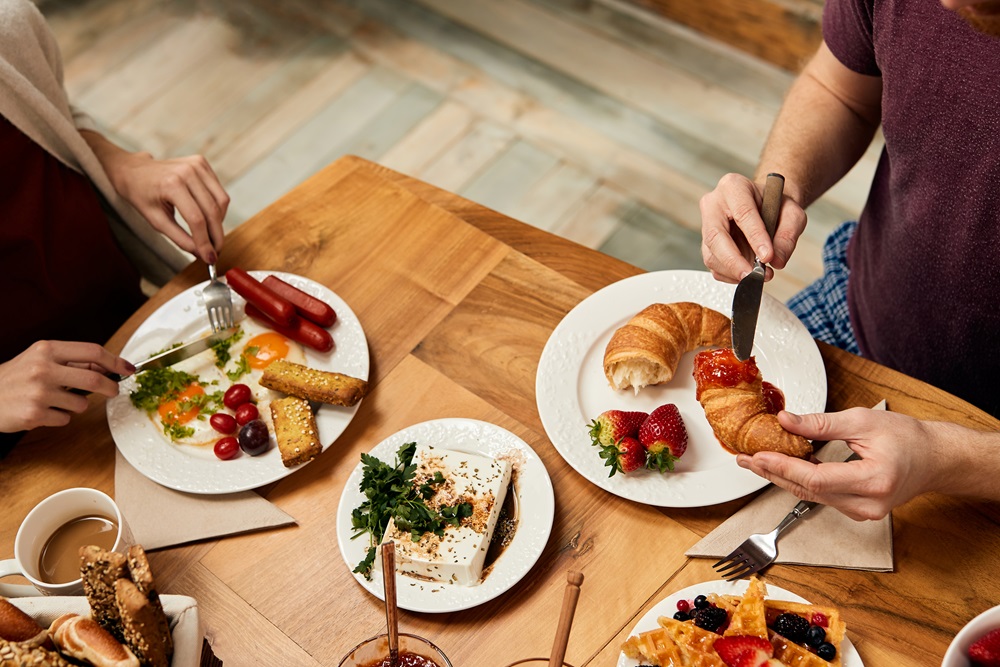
[270, 396, 323, 467]
[79, 546, 128, 642]
[115, 580, 172, 667]
[124, 547, 173, 662]
[259, 360, 368, 406]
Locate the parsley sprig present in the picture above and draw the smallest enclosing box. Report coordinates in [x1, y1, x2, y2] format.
[350, 442, 473, 579]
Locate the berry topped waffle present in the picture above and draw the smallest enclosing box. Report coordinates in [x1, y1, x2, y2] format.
[620, 577, 858, 667]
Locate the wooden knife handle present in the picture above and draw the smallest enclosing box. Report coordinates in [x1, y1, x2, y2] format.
[761, 173, 785, 242]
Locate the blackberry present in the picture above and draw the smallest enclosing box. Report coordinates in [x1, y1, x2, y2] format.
[692, 606, 728, 633]
[816, 642, 837, 660]
[805, 625, 827, 647]
[773, 613, 810, 643]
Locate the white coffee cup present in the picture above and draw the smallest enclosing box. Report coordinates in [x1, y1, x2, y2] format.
[0, 487, 132, 597]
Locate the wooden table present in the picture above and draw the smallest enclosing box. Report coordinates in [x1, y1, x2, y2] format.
[3, 155, 999, 667]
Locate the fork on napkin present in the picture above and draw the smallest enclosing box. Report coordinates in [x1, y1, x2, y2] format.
[685, 401, 894, 572]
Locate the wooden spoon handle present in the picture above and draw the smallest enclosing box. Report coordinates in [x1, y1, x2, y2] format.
[381, 543, 399, 663]
[549, 571, 584, 667]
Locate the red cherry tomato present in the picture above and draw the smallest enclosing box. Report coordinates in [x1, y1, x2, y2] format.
[223, 384, 253, 410]
[213, 436, 239, 460]
[235, 403, 259, 426]
[209, 413, 238, 435]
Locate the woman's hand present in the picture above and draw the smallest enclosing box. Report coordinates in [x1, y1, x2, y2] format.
[0, 341, 134, 432]
[735, 408, 951, 521]
[81, 130, 229, 264]
[699, 172, 807, 284]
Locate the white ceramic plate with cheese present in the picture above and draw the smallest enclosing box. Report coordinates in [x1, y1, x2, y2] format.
[536, 270, 826, 508]
[335, 418, 555, 613]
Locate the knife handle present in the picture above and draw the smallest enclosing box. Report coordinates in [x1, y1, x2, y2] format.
[761, 173, 785, 243]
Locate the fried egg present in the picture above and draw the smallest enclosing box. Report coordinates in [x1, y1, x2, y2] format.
[144, 346, 228, 448]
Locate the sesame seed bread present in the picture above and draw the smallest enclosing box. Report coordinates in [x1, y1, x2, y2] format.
[259, 360, 368, 407]
[114, 580, 171, 667]
[270, 396, 323, 468]
[79, 547, 128, 642]
[0, 639, 70, 667]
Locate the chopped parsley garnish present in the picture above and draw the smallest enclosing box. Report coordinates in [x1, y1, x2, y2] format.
[129, 368, 199, 413]
[226, 353, 252, 382]
[209, 328, 244, 368]
[350, 442, 474, 579]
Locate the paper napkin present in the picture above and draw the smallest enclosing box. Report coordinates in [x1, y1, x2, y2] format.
[686, 401, 894, 572]
[114, 450, 296, 550]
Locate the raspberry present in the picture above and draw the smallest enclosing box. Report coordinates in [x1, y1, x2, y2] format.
[811, 612, 828, 627]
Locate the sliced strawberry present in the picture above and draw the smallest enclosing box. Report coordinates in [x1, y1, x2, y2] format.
[589, 410, 648, 447]
[598, 436, 646, 477]
[638, 403, 688, 472]
[970, 627, 1000, 667]
[713, 635, 773, 667]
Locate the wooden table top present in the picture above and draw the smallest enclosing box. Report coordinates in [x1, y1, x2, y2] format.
[3, 155, 999, 667]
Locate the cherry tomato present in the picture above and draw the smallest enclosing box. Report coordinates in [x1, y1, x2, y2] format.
[235, 402, 259, 426]
[209, 413, 238, 435]
[238, 420, 269, 456]
[213, 436, 239, 460]
[223, 384, 253, 410]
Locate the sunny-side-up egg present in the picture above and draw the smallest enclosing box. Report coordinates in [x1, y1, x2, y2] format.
[218, 318, 307, 429]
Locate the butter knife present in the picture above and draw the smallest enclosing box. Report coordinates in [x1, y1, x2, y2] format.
[123, 326, 240, 378]
[730, 172, 784, 361]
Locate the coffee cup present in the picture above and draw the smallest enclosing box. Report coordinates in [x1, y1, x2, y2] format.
[0, 487, 132, 597]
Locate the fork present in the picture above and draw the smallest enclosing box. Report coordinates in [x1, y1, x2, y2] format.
[204, 263, 234, 333]
[713, 452, 861, 581]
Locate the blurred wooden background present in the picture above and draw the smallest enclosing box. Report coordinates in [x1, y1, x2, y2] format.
[40, 0, 882, 302]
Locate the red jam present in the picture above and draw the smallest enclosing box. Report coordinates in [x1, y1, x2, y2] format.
[360, 653, 442, 667]
[761, 381, 785, 415]
[693, 348, 761, 399]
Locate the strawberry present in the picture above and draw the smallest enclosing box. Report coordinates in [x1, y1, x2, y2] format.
[970, 627, 1000, 667]
[638, 403, 688, 472]
[713, 636, 774, 667]
[598, 436, 646, 477]
[589, 410, 648, 447]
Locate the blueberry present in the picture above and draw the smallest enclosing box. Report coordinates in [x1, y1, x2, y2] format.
[693, 594, 709, 609]
[805, 625, 827, 647]
[816, 642, 837, 660]
[673, 611, 691, 621]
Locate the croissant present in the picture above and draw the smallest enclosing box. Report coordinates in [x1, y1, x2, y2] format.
[603, 302, 732, 392]
[693, 348, 812, 458]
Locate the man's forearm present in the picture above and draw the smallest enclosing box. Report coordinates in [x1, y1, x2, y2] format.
[755, 44, 882, 209]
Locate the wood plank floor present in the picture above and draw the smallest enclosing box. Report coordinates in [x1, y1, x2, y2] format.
[39, 0, 883, 302]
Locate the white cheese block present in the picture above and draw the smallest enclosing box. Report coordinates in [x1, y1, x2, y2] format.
[379, 443, 512, 586]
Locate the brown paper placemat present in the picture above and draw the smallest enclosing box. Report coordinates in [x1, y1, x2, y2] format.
[115, 450, 296, 550]
[686, 401, 893, 571]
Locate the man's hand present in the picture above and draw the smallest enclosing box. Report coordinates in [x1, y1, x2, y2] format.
[81, 131, 229, 265]
[0, 341, 134, 432]
[699, 173, 807, 284]
[735, 408, 949, 521]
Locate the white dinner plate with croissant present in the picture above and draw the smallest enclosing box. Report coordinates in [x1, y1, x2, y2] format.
[535, 269, 826, 507]
[107, 271, 369, 494]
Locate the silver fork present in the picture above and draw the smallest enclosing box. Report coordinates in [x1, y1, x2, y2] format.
[713, 452, 861, 581]
[204, 264, 234, 333]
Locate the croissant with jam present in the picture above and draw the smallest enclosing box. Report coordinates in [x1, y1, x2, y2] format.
[603, 302, 732, 393]
[693, 348, 812, 458]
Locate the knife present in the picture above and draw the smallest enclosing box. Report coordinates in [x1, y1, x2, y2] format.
[124, 326, 240, 378]
[730, 172, 784, 361]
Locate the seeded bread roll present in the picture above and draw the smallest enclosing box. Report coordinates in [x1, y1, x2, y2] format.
[124, 547, 172, 662]
[114, 580, 171, 667]
[79, 546, 128, 642]
[259, 360, 368, 406]
[0, 639, 70, 667]
[50, 614, 138, 667]
[0, 598, 47, 649]
[270, 396, 323, 467]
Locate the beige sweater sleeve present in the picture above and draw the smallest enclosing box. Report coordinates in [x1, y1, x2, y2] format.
[0, 0, 189, 284]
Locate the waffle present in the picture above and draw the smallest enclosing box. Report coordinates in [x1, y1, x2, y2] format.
[765, 599, 846, 667]
[722, 576, 769, 639]
[621, 616, 727, 666]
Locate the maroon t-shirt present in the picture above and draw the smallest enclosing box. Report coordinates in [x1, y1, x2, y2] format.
[0, 115, 144, 362]
[824, 0, 1000, 417]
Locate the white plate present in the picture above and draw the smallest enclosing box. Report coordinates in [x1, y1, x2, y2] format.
[618, 579, 863, 667]
[336, 418, 554, 613]
[536, 270, 826, 507]
[11, 595, 201, 667]
[107, 271, 369, 494]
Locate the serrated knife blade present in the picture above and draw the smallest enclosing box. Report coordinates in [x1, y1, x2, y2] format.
[124, 326, 240, 378]
[731, 173, 784, 361]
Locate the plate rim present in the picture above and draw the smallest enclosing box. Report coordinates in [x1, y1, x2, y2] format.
[106, 270, 369, 494]
[535, 269, 827, 508]
[334, 417, 555, 613]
